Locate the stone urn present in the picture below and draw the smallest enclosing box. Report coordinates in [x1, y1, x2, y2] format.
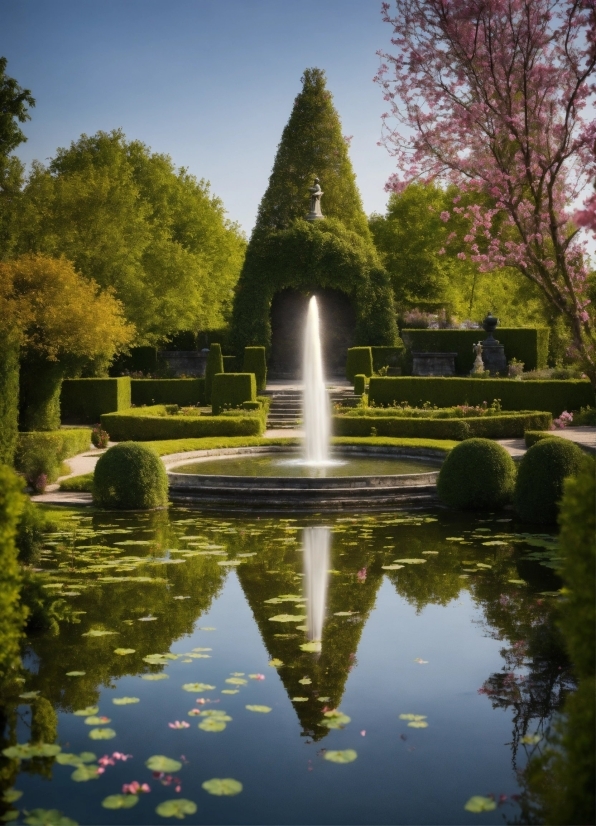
[480, 312, 507, 374]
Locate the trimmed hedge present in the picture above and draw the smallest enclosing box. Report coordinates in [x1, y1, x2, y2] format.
[525, 430, 562, 448]
[368, 377, 594, 416]
[101, 408, 263, 441]
[0, 464, 26, 682]
[131, 378, 206, 407]
[437, 438, 516, 509]
[346, 347, 373, 382]
[93, 442, 168, 510]
[354, 374, 367, 395]
[243, 346, 267, 392]
[205, 344, 224, 403]
[15, 429, 92, 484]
[371, 345, 405, 372]
[0, 339, 19, 466]
[19, 356, 65, 431]
[400, 327, 549, 372]
[212, 373, 257, 415]
[332, 412, 551, 440]
[61, 377, 132, 423]
[515, 438, 585, 523]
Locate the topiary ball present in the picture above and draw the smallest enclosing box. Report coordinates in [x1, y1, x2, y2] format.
[93, 442, 168, 510]
[437, 438, 516, 510]
[514, 437, 585, 524]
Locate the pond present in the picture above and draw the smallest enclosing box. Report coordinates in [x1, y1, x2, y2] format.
[2, 506, 570, 825]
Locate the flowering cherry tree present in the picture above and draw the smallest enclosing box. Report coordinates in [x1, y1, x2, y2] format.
[375, 0, 596, 379]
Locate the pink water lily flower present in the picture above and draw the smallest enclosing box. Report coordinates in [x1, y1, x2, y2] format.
[122, 781, 150, 795]
[168, 720, 190, 729]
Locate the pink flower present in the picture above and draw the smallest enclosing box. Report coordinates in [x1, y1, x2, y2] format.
[357, 568, 367, 582]
[168, 721, 190, 729]
[122, 781, 150, 795]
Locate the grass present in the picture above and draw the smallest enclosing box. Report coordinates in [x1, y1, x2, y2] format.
[59, 472, 94, 492]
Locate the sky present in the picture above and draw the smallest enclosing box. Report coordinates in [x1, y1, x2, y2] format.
[1, 0, 400, 237]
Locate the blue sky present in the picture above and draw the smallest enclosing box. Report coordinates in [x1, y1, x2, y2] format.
[1, 0, 398, 236]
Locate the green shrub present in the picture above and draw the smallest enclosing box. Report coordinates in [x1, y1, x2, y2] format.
[0, 464, 26, 681]
[93, 442, 168, 509]
[205, 344, 224, 403]
[61, 377, 131, 423]
[14, 429, 91, 485]
[332, 412, 550, 440]
[0, 338, 19, 466]
[131, 378, 206, 406]
[241, 400, 261, 410]
[211, 373, 257, 415]
[573, 406, 596, 426]
[401, 327, 549, 372]
[59, 472, 94, 493]
[525, 430, 562, 448]
[243, 346, 267, 391]
[15, 499, 57, 564]
[371, 345, 405, 373]
[514, 438, 584, 523]
[368, 377, 594, 416]
[101, 408, 263, 441]
[346, 347, 373, 382]
[19, 356, 65, 431]
[437, 438, 516, 509]
[354, 374, 367, 395]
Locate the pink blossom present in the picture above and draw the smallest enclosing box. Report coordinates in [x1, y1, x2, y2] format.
[168, 720, 190, 729]
[122, 781, 150, 795]
[357, 567, 367, 582]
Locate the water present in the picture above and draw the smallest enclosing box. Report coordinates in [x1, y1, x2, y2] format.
[1, 507, 569, 825]
[174, 454, 439, 478]
[302, 296, 330, 466]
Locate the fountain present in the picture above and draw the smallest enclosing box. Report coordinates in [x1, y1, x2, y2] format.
[303, 526, 330, 652]
[302, 296, 331, 466]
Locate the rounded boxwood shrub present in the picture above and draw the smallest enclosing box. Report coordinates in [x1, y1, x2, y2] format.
[437, 438, 516, 510]
[514, 437, 584, 524]
[93, 442, 168, 510]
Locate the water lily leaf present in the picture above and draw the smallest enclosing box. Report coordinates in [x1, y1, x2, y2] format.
[19, 691, 40, 699]
[112, 697, 140, 705]
[268, 659, 283, 667]
[184, 652, 210, 659]
[142, 673, 169, 680]
[88, 727, 116, 740]
[1, 811, 19, 822]
[446, 537, 465, 541]
[3, 790, 22, 803]
[475, 562, 492, 569]
[399, 714, 427, 721]
[320, 710, 351, 729]
[482, 540, 507, 546]
[73, 706, 98, 716]
[217, 559, 242, 566]
[192, 647, 212, 652]
[508, 579, 527, 585]
[422, 551, 439, 554]
[155, 799, 197, 819]
[394, 558, 427, 564]
[66, 671, 86, 677]
[200, 710, 231, 720]
[82, 630, 118, 637]
[71, 764, 100, 782]
[198, 718, 226, 732]
[381, 564, 404, 570]
[521, 733, 542, 745]
[298, 677, 312, 685]
[268, 614, 306, 623]
[245, 705, 271, 713]
[198, 627, 216, 631]
[324, 749, 357, 764]
[138, 616, 157, 621]
[292, 697, 309, 702]
[56, 752, 96, 766]
[202, 778, 242, 796]
[23, 810, 78, 826]
[84, 716, 110, 725]
[225, 677, 247, 686]
[145, 755, 182, 772]
[3, 743, 61, 759]
[114, 648, 136, 655]
[407, 720, 428, 728]
[300, 642, 321, 653]
[464, 796, 497, 813]
[182, 683, 215, 692]
[102, 794, 138, 809]
[221, 689, 238, 695]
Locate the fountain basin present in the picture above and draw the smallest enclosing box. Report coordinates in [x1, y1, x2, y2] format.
[165, 445, 443, 511]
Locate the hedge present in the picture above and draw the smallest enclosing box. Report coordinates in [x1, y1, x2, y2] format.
[14, 429, 92, 483]
[400, 327, 549, 372]
[205, 344, 224, 403]
[243, 346, 267, 392]
[93, 442, 168, 510]
[371, 345, 405, 372]
[346, 347, 373, 382]
[525, 431, 562, 448]
[332, 411, 551, 440]
[437, 439, 516, 510]
[354, 374, 367, 395]
[100, 408, 263, 441]
[212, 373, 257, 415]
[61, 377, 132, 423]
[0, 464, 26, 682]
[19, 356, 65, 431]
[131, 379, 206, 407]
[0, 339, 19, 466]
[368, 377, 594, 416]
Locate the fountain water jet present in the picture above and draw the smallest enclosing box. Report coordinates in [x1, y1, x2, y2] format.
[303, 526, 330, 648]
[302, 296, 331, 466]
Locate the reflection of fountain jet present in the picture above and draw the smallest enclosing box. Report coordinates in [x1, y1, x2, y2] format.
[303, 527, 330, 644]
[303, 296, 330, 466]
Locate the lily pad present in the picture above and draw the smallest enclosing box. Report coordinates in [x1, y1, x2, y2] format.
[182, 683, 215, 692]
[71, 764, 100, 782]
[292, 697, 309, 702]
[221, 689, 239, 695]
[268, 659, 283, 667]
[202, 778, 243, 796]
[55, 752, 96, 767]
[19, 691, 40, 700]
[300, 642, 322, 653]
[268, 614, 306, 623]
[324, 749, 358, 763]
[142, 673, 169, 681]
[73, 706, 98, 717]
[102, 794, 138, 809]
[155, 799, 197, 819]
[464, 796, 497, 813]
[3, 743, 61, 759]
[114, 648, 136, 655]
[66, 671, 86, 677]
[112, 697, 140, 705]
[192, 647, 212, 652]
[225, 677, 247, 686]
[23, 810, 78, 826]
[145, 755, 182, 772]
[88, 727, 116, 740]
[407, 720, 428, 728]
[84, 716, 111, 725]
[399, 713, 427, 722]
[3, 790, 22, 804]
[199, 718, 227, 732]
[320, 710, 351, 729]
[298, 677, 312, 685]
[245, 705, 271, 713]
[82, 630, 118, 637]
[521, 733, 542, 745]
[381, 564, 405, 570]
[394, 558, 427, 564]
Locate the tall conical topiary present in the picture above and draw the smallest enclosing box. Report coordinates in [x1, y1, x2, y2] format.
[252, 68, 369, 239]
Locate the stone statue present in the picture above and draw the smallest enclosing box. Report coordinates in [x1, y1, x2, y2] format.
[471, 341, 485, 374]
[306, 177, 324, 221]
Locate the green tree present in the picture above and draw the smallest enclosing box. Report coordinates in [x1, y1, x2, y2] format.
[15, 130, 246, 343]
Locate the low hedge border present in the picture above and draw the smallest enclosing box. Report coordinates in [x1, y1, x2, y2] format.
[101, 406, 266, 441]
[212, 373, 257, 415]
[61, 378, 131, 423]
[524, 430, 566, 448]
[15, 429, 92, 483]
[131, 379, 206, 407]
[368, 377, 594, 417]
[332, 412, 551, 440]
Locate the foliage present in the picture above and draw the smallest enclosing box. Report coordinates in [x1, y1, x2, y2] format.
[368, 376, 593, 416]
[101, 406, 264, 441]
[524, 431, 565, 449]
[110, 345, 157, 376]
[93, 442, 168, 510]
[205, 344, 223, 404]
[211, 373, 256, 415]
[0, 337, 19, 465]
[16, 130, 246, 343]
[19, 356, 66, 432]
[91, 425, 109, 449]
[242, 347, 267, 392]
[58, 473, 94, 493]
[15, 498, 58, 564]
[61, 378, 131, 424]
[0, 463, 26, 681]
[573, 405, 596, 426]
[15, 430, 91, 486]
[131, 378, 205, 407]
[345, 347, 373, 382]
[514, 438, 584, 523]
[353, 375, 367, 395]
[437, 438, 516, 509]
[400, 328, 549, 374]
[371, 345, 405, 373]
[375, 0, 596, 381]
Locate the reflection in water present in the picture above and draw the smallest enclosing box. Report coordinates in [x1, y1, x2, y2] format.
[302, 527, 330, 643]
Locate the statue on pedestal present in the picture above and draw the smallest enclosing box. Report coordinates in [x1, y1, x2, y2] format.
[471, 341, 485, 375]
[306, 177, 324, 221]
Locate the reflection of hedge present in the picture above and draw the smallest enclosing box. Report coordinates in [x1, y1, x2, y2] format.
[61, 377, 132, 423]
[0, 339, 19, 465]
[101, 406, 263, 441]
[15, 430, 92, 483]
[368, 377, 594, 416]
[0, 464, 26, 682]
[332, 412, 551, 440]
[243, 347, 267, 392]
[131, 379, 205, 407]
[346, 347, 373, 381]
[212, 373, 257, 415]
[400, 328, 549, 372]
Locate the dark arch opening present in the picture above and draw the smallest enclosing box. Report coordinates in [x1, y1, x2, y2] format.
[269, 288, 356, 379]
